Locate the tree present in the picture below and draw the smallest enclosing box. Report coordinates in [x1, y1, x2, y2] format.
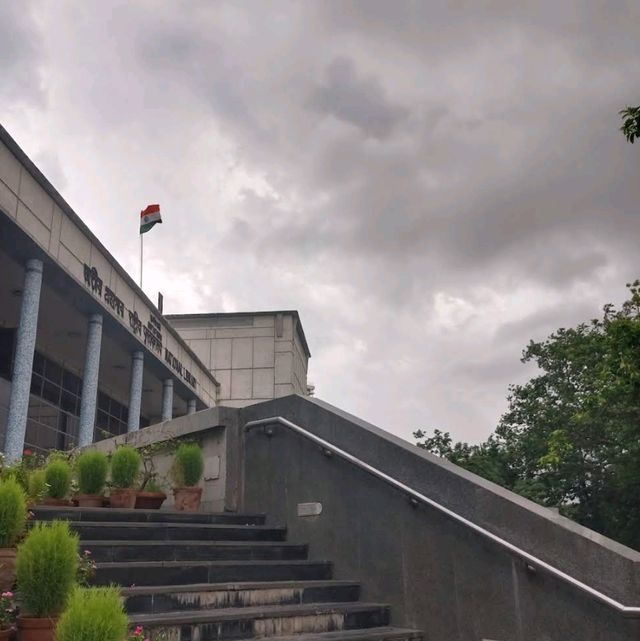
[620, 106, 640, 143]
[416, 281, 640, 550]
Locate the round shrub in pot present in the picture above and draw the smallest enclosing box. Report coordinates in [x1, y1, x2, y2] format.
[109, 446, 141, 509]
[172, 442, 204, 512]
[55, 586, 127, 641]
[0, 478, 27, 592]
[75, 450, 109, 508]
[26, 469, 47, 506]
[16, 520, 78, 641]
[43, 459, 72, 506]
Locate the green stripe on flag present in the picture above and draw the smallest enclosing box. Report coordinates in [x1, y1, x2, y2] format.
[140, 220, 160, 234]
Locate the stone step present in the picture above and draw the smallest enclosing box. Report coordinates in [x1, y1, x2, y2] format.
[33, 506, 265, 525]
[233, 628, 423, 641]
[68, 521, 286, 541]
[122, 580, 361, 614]
[85, 540, 308, 562]
[129, 602, 390, 640]
[96, 560, 333, 586]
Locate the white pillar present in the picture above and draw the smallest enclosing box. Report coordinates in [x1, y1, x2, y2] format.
[4, 259, 43, 462]
[78, 314, 103, 447]
[161, 378, 173, 421]
[127, 351, 144, 433]
[187, 399, 197, 415]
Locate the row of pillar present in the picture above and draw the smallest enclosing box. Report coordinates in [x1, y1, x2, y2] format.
[3, 258, 198, 462]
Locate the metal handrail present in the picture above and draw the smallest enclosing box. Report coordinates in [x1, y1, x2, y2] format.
[245, 416, 640, 616]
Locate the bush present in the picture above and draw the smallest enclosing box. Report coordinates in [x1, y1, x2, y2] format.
[1, 450, 44, 492]
[45, 459, 72, 499]
[56, 586, 127, 641]
[110, 446, 141, 489]
[27, 469, 47, 504]
[173, 443, 204, 487]
[16, 520, 78, 616]
[0, 478, 27, 548]
[76, 450, 108, 495]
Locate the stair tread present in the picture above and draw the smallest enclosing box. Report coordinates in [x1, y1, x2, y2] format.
[85, 540, 303, 547]
[99, 560, 328, 568]
[122, 580, 359, 595]
[68, 521, 280, 529]
[34, 506, 265, 517]
[129, 602, 389, 625]
[233, 627, 422, 641]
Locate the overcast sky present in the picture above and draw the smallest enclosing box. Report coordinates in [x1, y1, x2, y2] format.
[2, 1, 640, 444]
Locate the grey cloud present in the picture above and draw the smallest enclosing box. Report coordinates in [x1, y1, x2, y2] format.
[0, 1, 44, 104]
[308, 57, 409, 139]
[2, 0, 640, 443]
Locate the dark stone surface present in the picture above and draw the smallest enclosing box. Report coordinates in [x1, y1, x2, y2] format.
[95, 560, 333, 586]
[130, 602, 390, 640]
[32, 506, 265, 525]
[123, 581, 361, 613]
[86, 541, 308, 562]
[71, 521, 287, 541]
[239, 395, 640, 641]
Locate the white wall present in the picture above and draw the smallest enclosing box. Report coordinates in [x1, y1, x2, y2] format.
[171, 313, 309, 407]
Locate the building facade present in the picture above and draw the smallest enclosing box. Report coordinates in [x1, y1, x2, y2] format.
[0, 125, 311, 460]
[0, 126, 218, 459]
[168, 312, 310, 408]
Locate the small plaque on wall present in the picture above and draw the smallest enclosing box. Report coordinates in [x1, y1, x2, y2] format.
[297, 502, 322, 517]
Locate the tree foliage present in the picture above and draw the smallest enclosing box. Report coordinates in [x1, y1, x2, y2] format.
[620, 105, 640, 143]
[415, 281, 640, 550]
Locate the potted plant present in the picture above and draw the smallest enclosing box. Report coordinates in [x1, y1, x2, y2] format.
[43, 459, 72, 506]
[0, 590, 16, 640]
[136, 477, 167, 510]
[15, 520, 78, 641]
[109, 446, 140, 509]
[135, 442, 169, 510]
[55, 586, 127, 641]
[75, 450, 108, 508]
[171, 442, 204, 512]
[0, 478, 27, 592]
[26, 469, 47, 507]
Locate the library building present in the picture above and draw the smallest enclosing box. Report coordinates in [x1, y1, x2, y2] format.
[0, 125, 310, 461]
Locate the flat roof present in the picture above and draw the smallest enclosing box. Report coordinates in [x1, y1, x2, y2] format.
[0, 124, 218, 390]
[167, 310, 311, 358]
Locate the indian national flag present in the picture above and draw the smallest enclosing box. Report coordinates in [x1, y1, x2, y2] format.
[140, 204, 162, 234]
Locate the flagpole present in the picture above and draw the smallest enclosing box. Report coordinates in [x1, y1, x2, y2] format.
[140, 232, 143, 289]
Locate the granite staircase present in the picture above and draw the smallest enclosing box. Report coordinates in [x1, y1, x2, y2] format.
[33, 507, 422, 641]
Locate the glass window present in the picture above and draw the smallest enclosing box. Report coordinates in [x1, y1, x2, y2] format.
[62, 371, 81, 395]
[42, 379, 60, 405]
[98, 392, 110, 412]
[25, 350, 144, 452]
[32, 352, 45, 375]
[30, 373, 43, 397]
[0, 328, 15, 379]
[44, 359, 62, 385]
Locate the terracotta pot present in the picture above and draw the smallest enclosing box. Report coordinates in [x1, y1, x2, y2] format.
[16, 616, 57, 641]
[135, 491, 167, 510]
[173, 486, 202, 512]
[77, 494, 103, 508]
[109, 488, 137, 509]
[0, 627, 12, 640]
[0, 548, 16, 592]
[42, 497, 69, 507]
